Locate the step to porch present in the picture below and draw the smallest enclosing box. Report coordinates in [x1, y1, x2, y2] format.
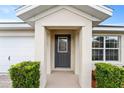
[45, 71, 80, 88]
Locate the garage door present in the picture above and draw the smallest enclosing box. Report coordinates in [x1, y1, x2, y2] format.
[0, 36, 35, 73]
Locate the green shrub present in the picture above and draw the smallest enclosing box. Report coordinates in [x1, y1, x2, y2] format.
[95, 63, 124, 88]
[9, 61, 40, 88]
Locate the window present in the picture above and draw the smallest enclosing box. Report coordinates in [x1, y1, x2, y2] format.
[58, 37, 68, 53]
[92, 36, 120, 61]
[92, 36, 104, 61]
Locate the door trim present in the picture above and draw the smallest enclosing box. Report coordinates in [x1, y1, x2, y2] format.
[51, 30, 74, 71]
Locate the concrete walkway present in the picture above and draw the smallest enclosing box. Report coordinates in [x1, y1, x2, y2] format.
[46, 71, 80, 88]
[0, 74, 11, 88]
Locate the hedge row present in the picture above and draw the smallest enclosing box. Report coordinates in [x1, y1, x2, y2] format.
[9, 61, 40, 88]
[95, 63, 124, 88]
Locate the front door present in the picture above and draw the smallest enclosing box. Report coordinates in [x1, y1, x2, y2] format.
[55, 34, 71, 68]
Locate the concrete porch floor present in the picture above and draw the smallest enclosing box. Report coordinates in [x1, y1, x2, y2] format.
[45, 71, 80, 88]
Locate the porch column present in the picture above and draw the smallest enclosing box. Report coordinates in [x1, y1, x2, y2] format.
[35, 21, 47, 88]
[75, 31, 80, 75]
[46, 30, 51, 74]
[79, 24, 92, 88]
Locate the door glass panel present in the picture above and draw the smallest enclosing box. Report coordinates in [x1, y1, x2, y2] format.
[58, 37, 68, 53]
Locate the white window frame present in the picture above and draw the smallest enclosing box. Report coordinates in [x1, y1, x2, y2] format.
[58, 37, 68, 53]
[92, 35, 121, 62]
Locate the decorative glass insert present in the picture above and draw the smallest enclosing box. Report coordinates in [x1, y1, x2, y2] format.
[58, 37, 68, 53]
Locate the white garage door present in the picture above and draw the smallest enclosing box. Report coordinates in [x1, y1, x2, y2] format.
[0, 36, 35, 73]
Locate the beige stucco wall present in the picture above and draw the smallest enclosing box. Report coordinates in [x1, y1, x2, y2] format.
[36, 8, 89, 26]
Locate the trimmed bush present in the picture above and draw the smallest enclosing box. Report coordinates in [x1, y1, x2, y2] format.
[95, 63, 124, 88]
[9, 61, 40, 88]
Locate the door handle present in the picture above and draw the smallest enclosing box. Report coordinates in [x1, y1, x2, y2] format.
[8, 56, 10, 61]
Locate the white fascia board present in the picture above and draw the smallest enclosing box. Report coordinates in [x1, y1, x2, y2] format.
[16, 5, 113, 17]
[0, 27, 32, 30]
[0, 23, 31, 27]
[16, 5, 111, 21]
[16, 5, 39, 16]
[93, 27, 124, 32]
[89, 5, 113, 16]
[0, 23, 33, 30]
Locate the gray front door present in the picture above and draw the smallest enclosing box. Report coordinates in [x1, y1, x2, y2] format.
[55, 34, 71, 68]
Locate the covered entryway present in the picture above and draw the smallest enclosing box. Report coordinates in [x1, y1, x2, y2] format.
[33, 6, 93, 87]
[40, 27, 92, 88]
[40, 29, 80, 88]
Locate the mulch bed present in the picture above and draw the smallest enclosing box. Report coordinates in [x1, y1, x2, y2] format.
[92, 79, 96, 88]
[92, 70, 96, 88]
